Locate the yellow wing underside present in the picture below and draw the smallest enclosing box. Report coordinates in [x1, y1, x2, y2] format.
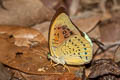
[49, 13, 93, 65]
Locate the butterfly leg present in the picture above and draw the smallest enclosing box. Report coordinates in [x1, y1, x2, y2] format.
[63, 65, 70, 72]
[49, 60, 59, 70]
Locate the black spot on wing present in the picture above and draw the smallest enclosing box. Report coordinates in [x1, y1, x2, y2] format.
[78, 53, 80, 55]
[72, 42, 74, 45]
[73, 48, 75, 51]
[78, 39, 80, 41]
[79, 56, 82, 59]
[75, 44, 77, 46]
[83, 44, 85, 46]
[75, 36, 77, 38]
[85, 52, 87, 55]
[84, 48, 87, 50]
[69, 39, 71, 42]
[70, 31, 73, 35]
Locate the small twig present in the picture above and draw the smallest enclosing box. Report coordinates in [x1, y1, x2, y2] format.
[19, 72, 27, 80]
[92, 38, 120, 56]
[86, 21, 101, 34]
[113, 45, 120, 61]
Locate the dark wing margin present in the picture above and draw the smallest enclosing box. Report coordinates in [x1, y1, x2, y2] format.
[48, 7, 68, 54]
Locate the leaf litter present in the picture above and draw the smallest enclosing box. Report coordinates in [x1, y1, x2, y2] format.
[0, 0, 120, 80]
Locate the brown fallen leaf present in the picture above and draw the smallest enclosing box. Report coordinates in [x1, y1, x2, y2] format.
[0, 34, 50, 74]
[93, 50, 114, 61]
[19, 72, 81, 80]
[88, 59, 120, 79]
[114, 46, 120, 63]
[100, 11, 120, 45]
[0, 63, 11, 80]
[0, 26, 47, 47]
[0, 0, 54, 26]
[32, 21, 50, 40]
[41, 0, 61, 9]
[72, 14, 101, 33]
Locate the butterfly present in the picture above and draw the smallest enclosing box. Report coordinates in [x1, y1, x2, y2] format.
[48, 7, 93, 68]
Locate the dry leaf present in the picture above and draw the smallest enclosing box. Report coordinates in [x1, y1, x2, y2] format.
[0, 34, 50, 74]
[0, 26, 47, 47]
[41, 0, 61, 9]
[32, 21, 50, 40]
[72, 15, 101, 33]
[114, 46, 120, 63]
[93, 51, 114, 61]
[100, 11, 120, 45]
[20, 72, 80, 80]
[0, 0, 54, 26]
[0, 63, 11, 80]
[88, 59, 120, 79]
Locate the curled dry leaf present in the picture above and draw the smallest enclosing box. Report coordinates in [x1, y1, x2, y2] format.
[88, 59, 120, 79]
[0, 26, 47, 47]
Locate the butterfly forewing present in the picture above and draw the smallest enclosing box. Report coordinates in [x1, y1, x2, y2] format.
[49, 13, 81, 56]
